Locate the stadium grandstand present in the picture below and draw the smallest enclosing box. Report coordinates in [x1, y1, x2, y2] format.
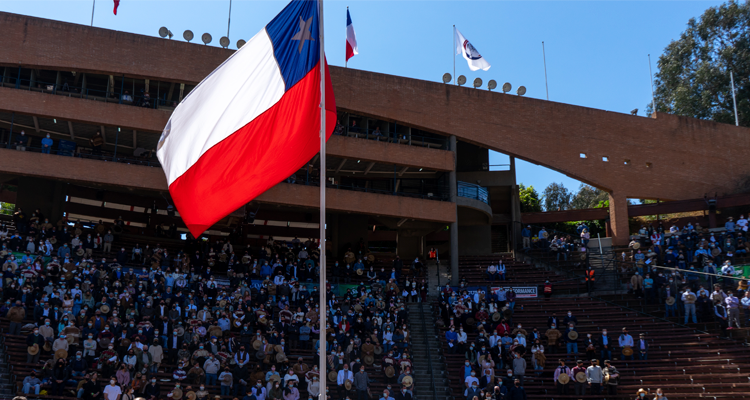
[0, 9, 749, 400]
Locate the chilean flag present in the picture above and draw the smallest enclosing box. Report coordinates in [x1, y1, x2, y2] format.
[113, 0, 120, 15]
[345, 8, 358, 62]
[157, 0, 336, 237]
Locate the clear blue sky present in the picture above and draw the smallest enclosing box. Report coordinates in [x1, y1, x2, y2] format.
[2, 0, 724, 195]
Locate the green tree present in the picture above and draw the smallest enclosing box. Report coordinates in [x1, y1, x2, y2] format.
[542, 182, 572, 212]
[651, 1, 750, 125]
[570, 184, 610, 210]
[518, 184, 542, 212]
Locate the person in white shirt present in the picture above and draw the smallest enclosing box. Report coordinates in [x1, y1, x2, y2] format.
[618, 328, 634, 360]
[456, 327, 468, 353]
[464, 371, 479, 388]
[103, 380, 122, 400]
[336, 365, 354, 398]
[737, 215, 749, 232]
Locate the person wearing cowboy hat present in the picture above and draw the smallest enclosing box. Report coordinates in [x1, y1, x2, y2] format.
[553, 359, 571, 395]
[26, 326, 45, 364]
[337, 363, 354, 399]
[602, 360, 620, 395]
[635, 388, 648, 399]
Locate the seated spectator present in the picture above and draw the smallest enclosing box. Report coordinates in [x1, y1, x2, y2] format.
[121, 91, 133, 102]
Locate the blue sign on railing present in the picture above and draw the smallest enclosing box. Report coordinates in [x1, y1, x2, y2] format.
[57, 139, 77, 157]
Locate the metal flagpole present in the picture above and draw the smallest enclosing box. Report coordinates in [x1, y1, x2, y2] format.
[731, 70, 739, 126]
[542, 41, 549, 100]
[648, 54, 656, 114]
[91, 0, 96, 26]
[345, 7, 348, 69]
[318, 1, 328, 400]
[227, 0, 232, 39]
[453, 25, 456, 85]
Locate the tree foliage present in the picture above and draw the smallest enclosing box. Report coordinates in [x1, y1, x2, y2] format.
[569, 184, 610, 210]
[518, 184, 542, 213]
[542, 182, 572, 212]
[651, 0, 750, 125]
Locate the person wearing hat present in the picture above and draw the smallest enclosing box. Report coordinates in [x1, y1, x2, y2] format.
[635, 388, 648, 399]
[585, 359, 603, 395]
[353, 365, 369, 400]
[26, 327, 45, 364]
[602, 360, 620, 395]
[553, 359, 571, 395]
[219, 366, 234, 396]
[571, 360, 587, 396]
[337, 363, 354, 399]
[22, 370, 42, 395]
[564, 323, 578, 357]
[618, 328, 634, 361]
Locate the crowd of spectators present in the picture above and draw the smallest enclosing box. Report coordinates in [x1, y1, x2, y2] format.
[621, 217, 750, 334]
[0, 212, 424, 400]
[438, 279, 670, 400]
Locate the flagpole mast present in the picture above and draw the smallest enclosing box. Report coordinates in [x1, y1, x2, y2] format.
[345, 6, 348, 69]
[452, 25, 456, 85]
[318, 1, 328, 400]
[542, 41, 549, 101]
[91, 0, 96, 26]
[731, 70, 739, 126]
[227, 0, 232, 39]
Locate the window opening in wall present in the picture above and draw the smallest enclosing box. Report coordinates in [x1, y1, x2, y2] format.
[580, 153, 587, 159]
[602, 156, 609, 162]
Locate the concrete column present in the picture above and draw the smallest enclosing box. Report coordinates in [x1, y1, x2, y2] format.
[450, 135, 459, 285]
[608, 192, 630, 246]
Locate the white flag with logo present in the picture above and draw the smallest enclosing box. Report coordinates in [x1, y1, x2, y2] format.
[454, 27, 490, 71]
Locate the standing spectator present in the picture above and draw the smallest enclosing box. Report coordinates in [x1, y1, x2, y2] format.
[511, 352, 526, 385]
[220, 367, 234, 396]
[354, 365, 369, 400]
[571, 360, 587, 397]
[636, 334, 648, 360]
[585, 359, 603, 395]
[726, 291, 741, 329]
[103, 230, 114, 254]
[41, 133, 53, 154]
[564, 324, 578, 357]
[103, 378, 122, 400]
[15, 130, 27, 151]
[521, 226, 532, 250]
[618, 328, 634, 361]
[507, 379, 526, 400]
[602, 360, 619, 395]
[682, 288, 697, 324]
[90, 131, 104, 156]
[553, 359, 570, 395]
[7, 300, 25, 335]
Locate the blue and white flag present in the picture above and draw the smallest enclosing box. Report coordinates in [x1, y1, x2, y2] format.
[454, 27, 491, 71]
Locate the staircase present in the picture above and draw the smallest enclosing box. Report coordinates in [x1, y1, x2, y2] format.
[407, 302, 449, 400]
[0, 336, 15, 399]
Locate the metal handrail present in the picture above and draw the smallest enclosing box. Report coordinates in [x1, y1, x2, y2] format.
[457, 181, 489, 204]
[418, 301, 438, 400]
